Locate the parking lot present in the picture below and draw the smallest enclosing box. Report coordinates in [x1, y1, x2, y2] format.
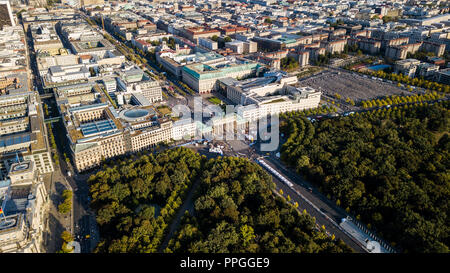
[298, 69, 412, 103]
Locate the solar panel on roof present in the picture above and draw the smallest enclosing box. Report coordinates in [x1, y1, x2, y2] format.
[81, 119, 117, 136]
[0, 134, 32, 147]
[14, 136, 22, 144]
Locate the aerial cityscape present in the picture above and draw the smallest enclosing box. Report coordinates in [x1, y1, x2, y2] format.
[0, 0, 448, 261]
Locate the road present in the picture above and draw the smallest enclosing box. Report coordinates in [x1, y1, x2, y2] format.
[228, 138, 368, 253]
[21, 16, 74, 252]
[22, 15, 99, 252]
[182, 140, 368, 253]
[256, 157, 367, 253]
[55, 11, 448, 253]
[79, 12, 210, 111]
[51, 118, 99, 253]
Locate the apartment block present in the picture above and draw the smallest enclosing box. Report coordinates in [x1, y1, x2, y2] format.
[198, 37, 218, 50]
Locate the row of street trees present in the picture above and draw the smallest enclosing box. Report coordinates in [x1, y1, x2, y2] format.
[355, 67, 449, 93]
[359, 92, 443, 109]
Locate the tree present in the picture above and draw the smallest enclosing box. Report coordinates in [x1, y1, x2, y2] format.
[279, 102, 450, 252]
[59, 231, 74, 253]
[89, 148, 353, 253]
[166, 155, 352, 253]
[211, 35, 219, 42]
[297, 155, 310, 168]
[281, 56, 299, 71]
[61, 230, 73, 243]
[58, 190, 72, 214]
[240, 225, 256, 247]
[89, 67, 96, 77]
[224, 36, 232, 43]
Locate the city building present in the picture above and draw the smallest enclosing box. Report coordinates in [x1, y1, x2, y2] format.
[0, 160, 48, 253]
[62, 101, 173, 172]
[81, 0, 104, 7]
[198, 37, 218, 50]
[157, 50, 225, 79]
[182, 27, 221, 43]
[0, 1, 15, 28]
[0, 25, 54, 179]
[321, 39, 347, 54]
[295, 51, 310, 67]
[435, 68, 450, 85]
[29, 23, 65, 56]
[417, 62, 440, 78]
[116, 65, 163, 103]
[45, 64, 91, 85]
[217, 71, 321, 122]
[394, 59, 421, 77]
[182, 57, 262, 94]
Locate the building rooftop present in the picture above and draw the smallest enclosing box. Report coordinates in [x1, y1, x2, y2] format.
[0, 133, 33, 149]
[10, 161, 31, 173]
[80, 119, 118, 137]
[69, 102, 109, 113]
[183, 58, 260, 80]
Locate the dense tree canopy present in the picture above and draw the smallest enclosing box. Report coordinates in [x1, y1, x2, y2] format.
[280, 102, 450, 253]
[281, 56, 299, 71]
[165, 157, 352, 253]
[89, 148, 352, 253]
[89, 148, 202, 253]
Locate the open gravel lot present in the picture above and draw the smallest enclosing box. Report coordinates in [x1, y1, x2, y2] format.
[298, 70, 411, 102]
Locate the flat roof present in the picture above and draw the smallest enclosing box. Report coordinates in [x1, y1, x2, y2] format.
[0, 133, 33, 148]
[183, 61, 260, 80]
[10, 161, 31, 173]
[69, 102, 108, 113]
[57, 82, 95, 91]
[80, 119, 117, 137]
[240, 76, 278, 91]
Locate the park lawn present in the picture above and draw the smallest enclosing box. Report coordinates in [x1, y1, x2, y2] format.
[157, 106, 172, 116]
